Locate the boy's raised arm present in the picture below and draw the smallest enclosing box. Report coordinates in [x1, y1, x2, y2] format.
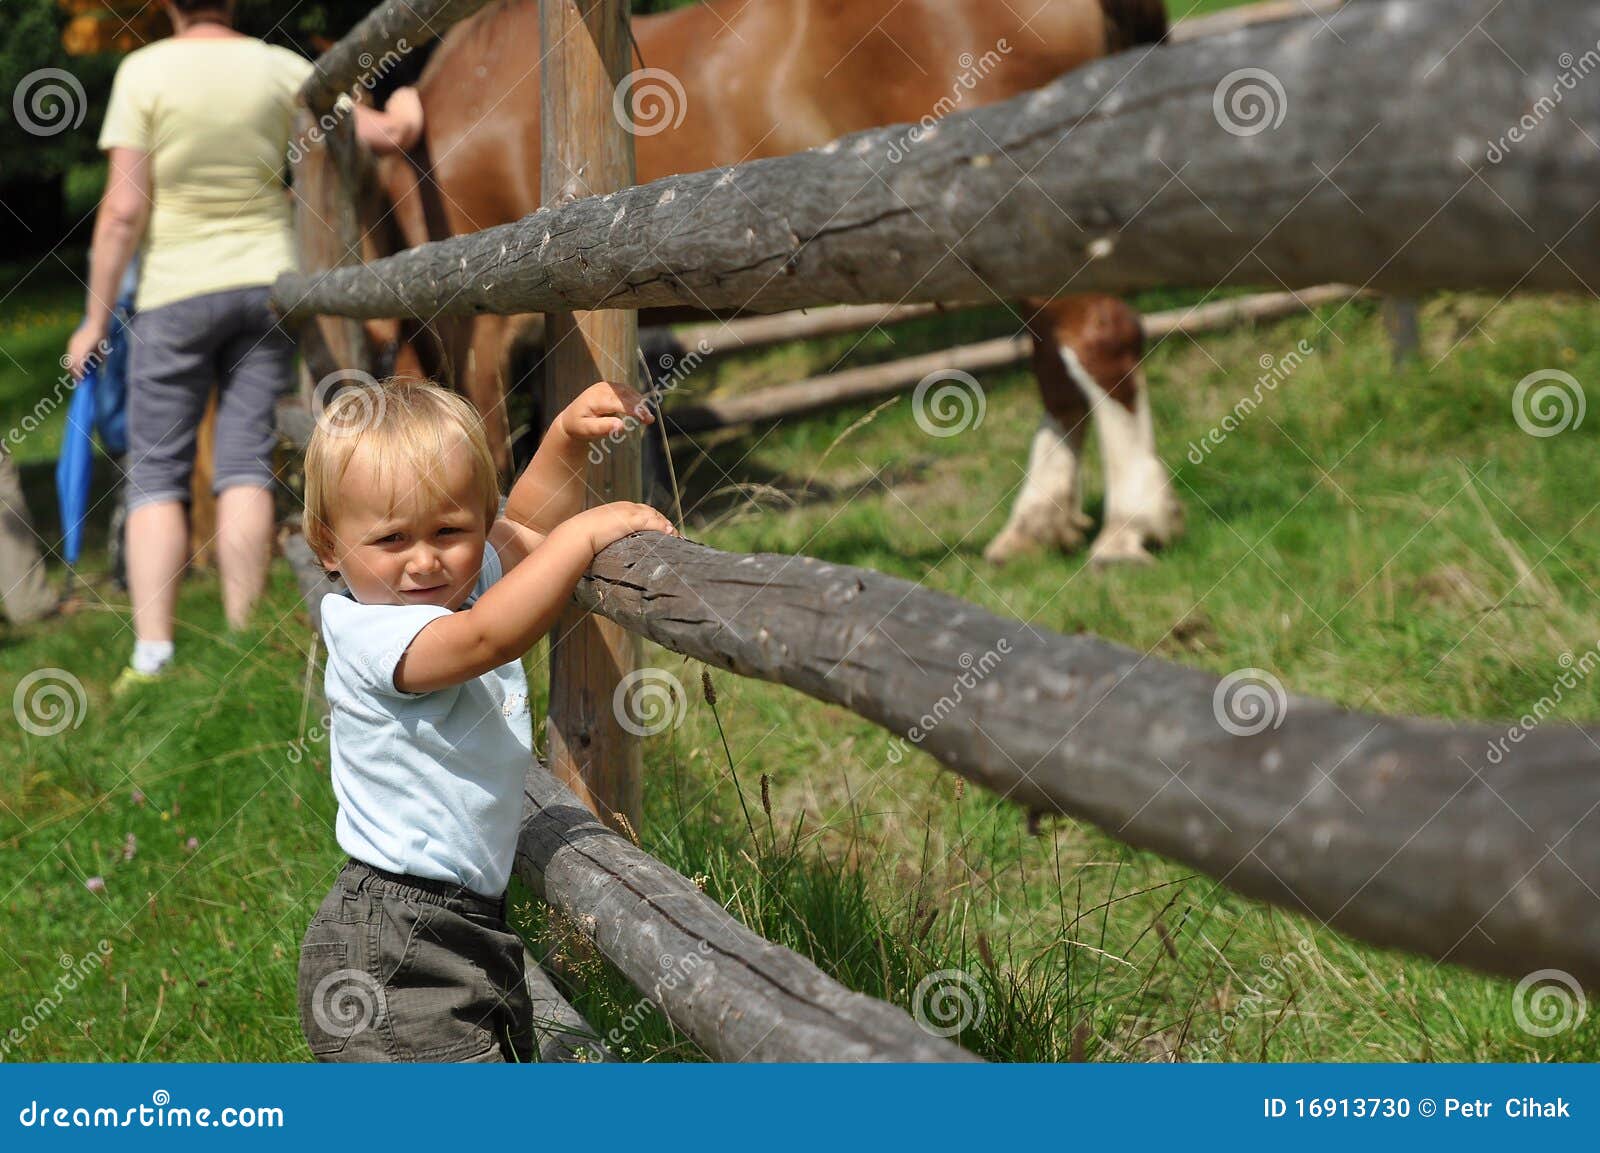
[394, 505, 674, 694]
[502, 380, 656, 552]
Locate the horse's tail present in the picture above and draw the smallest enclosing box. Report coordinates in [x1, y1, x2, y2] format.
[1100, 0, 1169, 52]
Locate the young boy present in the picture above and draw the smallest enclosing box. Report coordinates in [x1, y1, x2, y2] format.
[296, 376, 674, 1062]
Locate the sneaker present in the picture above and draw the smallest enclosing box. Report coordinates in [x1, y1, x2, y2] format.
[111, 666, 166, 699]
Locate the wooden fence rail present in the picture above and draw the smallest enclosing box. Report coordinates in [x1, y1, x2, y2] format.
[664, 285, 1363, 432]
[298, 0, 495, 115]
[515, 760, 978, 1061]
[573, 533, 1600, 988]
[272, 0, 1600, 325]
[521, 949, 614, 1062]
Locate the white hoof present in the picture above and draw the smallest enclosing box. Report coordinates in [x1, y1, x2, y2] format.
[983, 516, 1090, 565]
[1089, 524, 1157, 566]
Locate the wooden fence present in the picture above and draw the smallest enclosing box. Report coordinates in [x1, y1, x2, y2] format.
[275, 0, 1600, 1060]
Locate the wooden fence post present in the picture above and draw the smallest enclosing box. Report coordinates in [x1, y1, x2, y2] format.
[290, 109, 373, 392]
[1382, 296, 1422, 365]
[538, 0, 642, 833]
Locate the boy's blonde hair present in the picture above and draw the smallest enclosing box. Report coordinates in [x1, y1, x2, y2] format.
[302, 377, 501, 560]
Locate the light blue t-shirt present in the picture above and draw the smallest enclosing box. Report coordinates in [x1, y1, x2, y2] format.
[319, 543, 532, 897]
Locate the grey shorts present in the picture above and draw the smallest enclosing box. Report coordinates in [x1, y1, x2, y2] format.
[125, 284, 294, 512]
[297, 859, 534, 1063]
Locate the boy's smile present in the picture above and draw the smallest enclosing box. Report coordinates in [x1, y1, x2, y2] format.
[321, 436, 489, 610]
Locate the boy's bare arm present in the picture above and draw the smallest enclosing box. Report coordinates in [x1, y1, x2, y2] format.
[501, 420, 585, 542]
[394, 506, 674, 693]
[503, 381, 655, 548]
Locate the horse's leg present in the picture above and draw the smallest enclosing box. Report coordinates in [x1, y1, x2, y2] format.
[982, 316, 1092, 564]
[1053, 296, 1183, 564]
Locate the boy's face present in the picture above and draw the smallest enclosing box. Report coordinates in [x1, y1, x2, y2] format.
[321, 437, 487, 610]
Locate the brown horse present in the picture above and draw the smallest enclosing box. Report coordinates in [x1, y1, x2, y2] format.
[365, 0, 1182, 563]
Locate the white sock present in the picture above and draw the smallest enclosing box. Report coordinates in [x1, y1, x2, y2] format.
[131, 640, 174, 675]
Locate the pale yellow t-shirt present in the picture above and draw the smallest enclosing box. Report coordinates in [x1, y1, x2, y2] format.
[98, 37, 315, 312]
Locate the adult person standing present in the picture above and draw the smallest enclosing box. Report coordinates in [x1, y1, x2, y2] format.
[64, 0, 423, 692]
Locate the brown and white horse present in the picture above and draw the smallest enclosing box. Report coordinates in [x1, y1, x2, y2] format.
[364, 0, 1182, 563]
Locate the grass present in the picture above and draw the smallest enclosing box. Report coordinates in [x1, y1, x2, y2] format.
[3, 0, 1597, 1064]
[5, 266, 1597, 1062]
